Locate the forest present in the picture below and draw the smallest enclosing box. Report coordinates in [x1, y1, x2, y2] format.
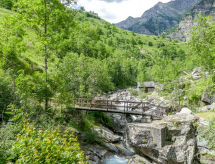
[0, 0, 215, 163]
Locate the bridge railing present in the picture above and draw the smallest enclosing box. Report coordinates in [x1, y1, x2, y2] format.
[73, 98, 169, 116]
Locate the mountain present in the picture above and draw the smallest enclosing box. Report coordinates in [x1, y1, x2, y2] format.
[169, 0, 215, 41]
[115, 0, 201, 35]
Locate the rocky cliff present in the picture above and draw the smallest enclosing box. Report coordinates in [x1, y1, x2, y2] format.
[115, 0, 201, 35]
[127, 113, 199, 164]
[169, 0, 215, 41]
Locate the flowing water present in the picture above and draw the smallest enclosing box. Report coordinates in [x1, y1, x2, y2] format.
[103, 155, 128, 164]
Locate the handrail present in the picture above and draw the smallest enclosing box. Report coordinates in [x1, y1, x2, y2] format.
[72, 98, 169, 116]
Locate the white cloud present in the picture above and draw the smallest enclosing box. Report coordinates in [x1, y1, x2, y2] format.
[78, 0, 171, 23]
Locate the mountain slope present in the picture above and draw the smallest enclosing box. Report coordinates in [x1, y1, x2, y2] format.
[0, 7, 187, 89]
[169, 0, 215, 41]
[115, 0, 201, 35]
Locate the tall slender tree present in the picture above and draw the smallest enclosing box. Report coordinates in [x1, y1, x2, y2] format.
[13, 0, 75, 110]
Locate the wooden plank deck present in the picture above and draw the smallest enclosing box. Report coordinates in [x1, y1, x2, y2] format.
[71, 98, 169, 119]
[73, 106, 153, 116]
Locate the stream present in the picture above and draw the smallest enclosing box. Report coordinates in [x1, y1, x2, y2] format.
[103, 155, 128, 164]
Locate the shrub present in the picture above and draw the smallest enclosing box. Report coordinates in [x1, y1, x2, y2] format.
[148, 41, 153, 47]
[0, 123, 22, 163]
[90, 112, 113, 130]
[78, 117, 98, 144]
[11, 123, 88, 164]
[200, 118, 215, 150]
[128, 88, 138, 96]
[0, 0, 13, 9]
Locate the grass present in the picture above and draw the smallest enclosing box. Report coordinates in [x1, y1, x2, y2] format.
[195, 111, 215, 121]
[0, 8, 13, 19]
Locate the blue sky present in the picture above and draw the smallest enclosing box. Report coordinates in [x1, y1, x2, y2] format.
[78, 0, 171, 23]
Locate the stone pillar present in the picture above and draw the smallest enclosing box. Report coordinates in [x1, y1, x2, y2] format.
[151, 126, 166, 148]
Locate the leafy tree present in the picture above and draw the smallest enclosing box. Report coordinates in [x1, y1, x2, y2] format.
[189, 17, 215, 70]
[56, 53, 114, 105]
[0, 71, 16, 123]
[137, 60, 146, 82]
[13, 0, 75, 110]
[15, 71, 53, 109]
[0, 14, 26, 77]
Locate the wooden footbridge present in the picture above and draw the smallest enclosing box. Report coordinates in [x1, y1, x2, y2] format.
[72, 98, 169, 119]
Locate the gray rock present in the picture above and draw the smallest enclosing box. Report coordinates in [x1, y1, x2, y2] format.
[191, 67, 202, 80]
[103, 143, 119, 153]
[82, 144, 110, 164]
[141, 116, 152, 123]
[178, 107, 193, 115]
[198, 103, 215, 112]
[114, 144, 135, 156]
[192, 74, 201, 80]
[197, 136, 209, 148]
[127, 113, 199, 164]
[128, 155, 155, 164]
[192, 67, 202, 75]
[107, 113, 127, 134]
[201, 92, 213, 104]
[198, 118, 209, 127]
[94, 126, 122, 143]
[198, 147, 215, 164]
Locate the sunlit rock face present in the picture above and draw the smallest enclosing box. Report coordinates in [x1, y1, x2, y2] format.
[127, 113, 199, 164]
[116, 0, 201, 35]
[169, 0, 215, 41]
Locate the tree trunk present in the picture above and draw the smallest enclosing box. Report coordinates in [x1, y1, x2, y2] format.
[44, 0, 48, 111]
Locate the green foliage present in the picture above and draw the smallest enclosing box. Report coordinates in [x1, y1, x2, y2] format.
[200, 118, 215, 150]
[0, 6, 192, 164]
[89, 112, 113, 130]
[78, 117, 98, 144]
[15, 71, 53, 107]
[0, 14, 26, 75]
[148, 41, 153, 46]
[56, 53, 114, 104]
[105, 54, 138, 88]
[11, 122, 88, 164]
[185, 75, 214, 105]
[0, 70, 17, 122]
[12, 0, 76, 110]
[0, 123, 22, 163]
[128, 88, 139, 96]
[0, 0, 13, 9]
[189, 17, 215, 70]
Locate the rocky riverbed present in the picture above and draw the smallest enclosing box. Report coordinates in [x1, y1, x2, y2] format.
[81, 89, 215, 164]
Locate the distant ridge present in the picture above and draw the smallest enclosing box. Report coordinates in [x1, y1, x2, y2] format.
[115, 0, 201, 35]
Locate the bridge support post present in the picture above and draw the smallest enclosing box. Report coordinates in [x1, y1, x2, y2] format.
[124, 102, 125, 114]
[106, 100, 108, 112]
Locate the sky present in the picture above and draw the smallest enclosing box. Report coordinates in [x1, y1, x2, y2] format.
[78, 0, 171, 23]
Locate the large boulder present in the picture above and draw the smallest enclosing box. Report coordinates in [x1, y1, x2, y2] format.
[107, 113, 127, 134]
[197, 103, 215, 112]
[94, 126, 122, 143]
[82, 144, 110, 164]
[127, 113, 199, 164]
